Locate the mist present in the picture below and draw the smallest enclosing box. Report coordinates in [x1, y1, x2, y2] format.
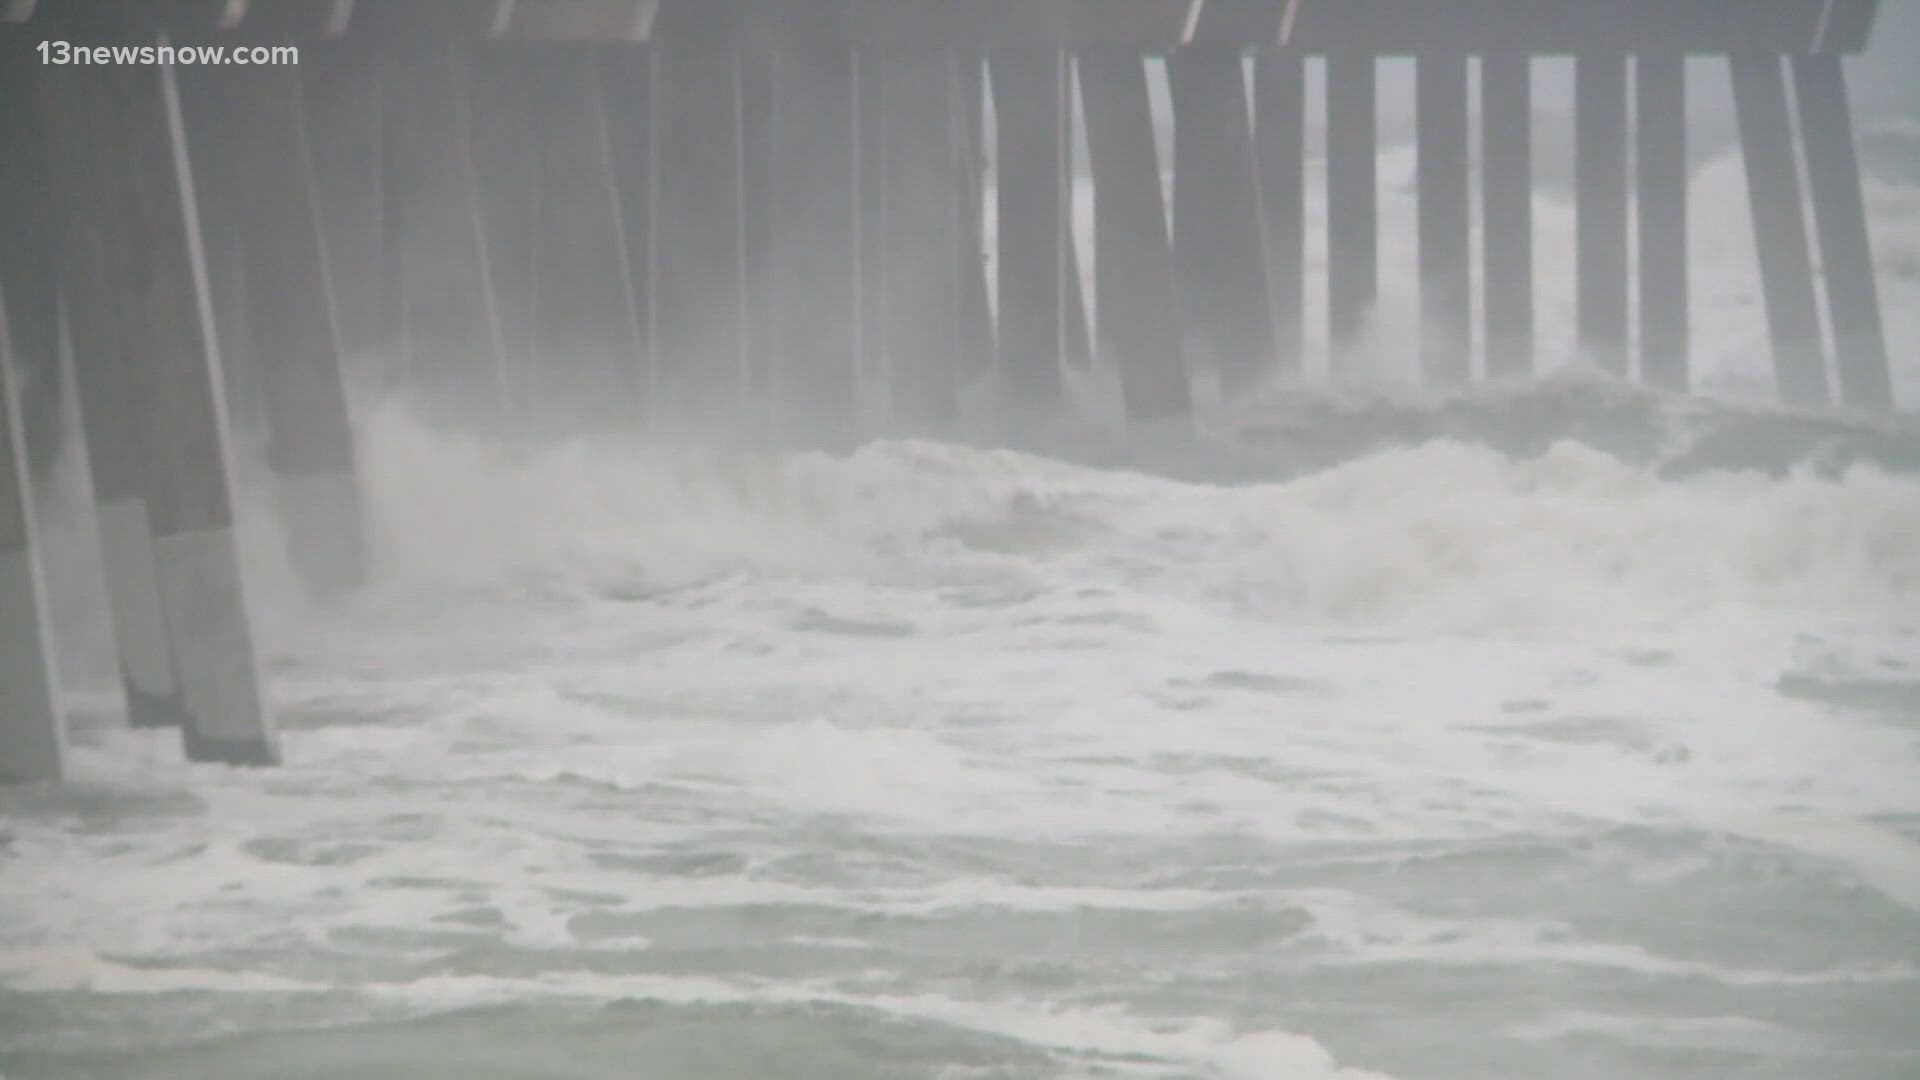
[3, 2, 1919, 1078]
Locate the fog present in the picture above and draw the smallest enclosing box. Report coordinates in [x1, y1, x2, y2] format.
[4, 4, 1920, 1079]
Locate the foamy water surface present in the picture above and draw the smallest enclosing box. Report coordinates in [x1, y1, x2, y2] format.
[3, 132, 1919, 1080]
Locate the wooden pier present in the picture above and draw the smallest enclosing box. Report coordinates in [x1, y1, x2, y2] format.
[0, 0, 1898, 779]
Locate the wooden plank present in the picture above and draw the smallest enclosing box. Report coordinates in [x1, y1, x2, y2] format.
[1326, 52, 1375, 367]
[0, 34, 63, 483]
[1637, 53, 1689, 391]
[990, 47, 1068, 406]
[1793, 55, 1894, 410]
[206, 62, 370, 596]
[1730, 53, 1829, 408]
[299, 37, 387, 364]
[952, 53, 996, 392]
[41, 62, 191, 734]
[121, 62, 279, 763]
[1254, 52, 1304, 378]
[1575, 53, 1628, 375]
[873, 50, 963, 426]
[494, 0, 656, 41]
[1416, 52, 1470, 385]
[23, 0, 1882, 53]
[1482, 53, 1532, 379]
[0, 275, 66, 783]
[1169, 47, 1276, 395]
[1281, 0, 1858, 55]
[741, 0, 1196, 51]
[1080, 50, 1191, 420]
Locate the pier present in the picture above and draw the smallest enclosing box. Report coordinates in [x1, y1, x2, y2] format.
[0, 0, 1897, 780]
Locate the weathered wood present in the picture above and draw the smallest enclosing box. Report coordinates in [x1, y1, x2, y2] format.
[952, 53, 996, 392]
[1416, 52, 1470, 385]
[186, 62, 371, 598]
[0, 35, 63, 484]
[30, 0, 1882, 53]
[0, 280, 65, 783]
[1254, 52, 1304, 379]
[40, 62, 190, 734]
[126, 62, 278, 764]
[1730, 53, 1829, 408]
[1793, 55, 1894, 410]
[1482, 52, 1533, 379]
[492, 0, 656, 41]
[1079, 50, 1190, 420]
[1326, 52, 1376, 368]
[1279, 0, 1872, 55]
[734, 0, 1196, 51]
[991, 47, 1068, 407]
[1061, 60, 1092, 377]
[1636, 52, 1689, 390]
[1169, 47, 1276, 395]
[1574, 52, 1629, 375]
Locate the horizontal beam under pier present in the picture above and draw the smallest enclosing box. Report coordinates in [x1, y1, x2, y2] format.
[22, 0, 1885, 53]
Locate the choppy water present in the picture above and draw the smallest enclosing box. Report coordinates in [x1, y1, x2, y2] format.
[5, 136, 1920, 1078]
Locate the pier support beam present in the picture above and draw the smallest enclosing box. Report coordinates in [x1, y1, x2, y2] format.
[1416, 53, 1471, 385]
[596, 46, 657, 419]
[105, 62, 278, 765]
[473, 46, 647, 436]
[952, 54, 996, 393]
[467, 48, 543, 382]
[1575, 53, 1629, 375]
[1793, 55, 1894, 411]
[652, 0, 745, 427]
[1481, 53, 1533, 380]
[379, 36, 512, 427]
[42, 64, 188, 734]
[1636, 53, 1689, 391]
[1730, 53, 1829, 408]
[300, 39, 388, 368]
[875, 51, 963, 426]
[149, 63, 279, 764]
[1169, 48, 1276, 396]
[0, 38, 63, 485]
[217, 63, 370, 599]
[1254, 53, 1305, 380]
[1326, 52, 1376, 369]
[0, 289, 64, 783]
[990, 48, 1068, 408]
[769, 36, 860, 445]
[1079, 50, 1190, 421]
[856, 51, 889, 422]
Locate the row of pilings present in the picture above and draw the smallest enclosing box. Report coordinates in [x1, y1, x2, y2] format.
[0, 1, 1903, 780]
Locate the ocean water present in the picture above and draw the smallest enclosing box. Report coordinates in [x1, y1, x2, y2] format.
[4, 137, 1920, 1078]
